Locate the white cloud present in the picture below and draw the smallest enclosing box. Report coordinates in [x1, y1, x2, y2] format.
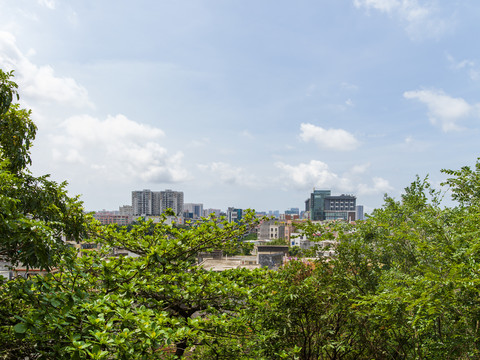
[354, 0, 400, 13]
[275, 160, 340, 189]
[50, 114, 188, 183]
[38, 0, 55, 10]
[351, 163, 370, 174]
[403, 89, 476, 132]
[447, 54, 474, 70]
[358, 177, 393, 195]
[340, 82, 359, 91]
[470, 69, 480, 82]
[198, 162, 258, 187]
[0, 31, 92, 108]
[276, 160, 393, 196]
[447, 54, 480, 81]
[299, 123, 360, 151]
[240, 130, 254, 140]
[188, 137, 210, 148]
[399, 135, 431, 152]
[354, 0, 450, 40]
[68, 11, 79, 27]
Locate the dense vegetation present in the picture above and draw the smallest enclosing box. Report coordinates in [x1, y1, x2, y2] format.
[2, 69, 480, 359]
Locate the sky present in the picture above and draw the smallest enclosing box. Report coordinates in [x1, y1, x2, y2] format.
[1, 0, 480, 214]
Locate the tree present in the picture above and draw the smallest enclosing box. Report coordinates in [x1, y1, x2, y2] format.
[0, 69, 87, 358]
[345, 175, 480, 358]
[232, 169, 480, 359]
[2, 212, 270, 359]
[0, 69, 86, 271]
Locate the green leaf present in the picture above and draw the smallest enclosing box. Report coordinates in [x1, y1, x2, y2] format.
[13, 322, 28, 333]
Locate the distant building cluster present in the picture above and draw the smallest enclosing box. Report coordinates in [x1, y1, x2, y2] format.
[92, 188, 365, 235]
[3, 188, 367, 279]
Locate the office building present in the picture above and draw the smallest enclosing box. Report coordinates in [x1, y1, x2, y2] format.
[305, 189, 357, 221]
[227, 207, 242, 223]
[203, 208, 221, 218]
[268, 210, 280, 218]
[119, 205, 133, 216]
[324, 194, 356, 221]
[184, 203, 204, 219]
[285, 207, 300, 216]
[307, 189, 331, 221]
[356, 205, 364, 221]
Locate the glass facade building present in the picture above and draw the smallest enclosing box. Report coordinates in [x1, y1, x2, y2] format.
[306, 190, 357, 221]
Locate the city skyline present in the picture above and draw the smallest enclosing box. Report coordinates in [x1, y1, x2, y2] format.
[1, 2, 479, 214]
[99, 187, 364, 223]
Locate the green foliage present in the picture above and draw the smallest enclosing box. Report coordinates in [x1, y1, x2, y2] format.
[0, 69, 18, 115]
[0, 69, 86, 270]
[245, 260, 367, 359]
[2, 212, 270, 359]
[287, 245, 301, 257]
[0, 70, 35, 173]
[242, 232, 257, 241]
[223, 167, 480, 359]
[268, 237, 287, 246]
[441, 159, 480, 206]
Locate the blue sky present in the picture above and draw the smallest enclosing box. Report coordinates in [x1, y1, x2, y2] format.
[1, 0, 479, 213]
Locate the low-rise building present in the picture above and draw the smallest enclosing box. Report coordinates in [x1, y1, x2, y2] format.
[93, 211, 131, 226]
[258, 220, 285, 241]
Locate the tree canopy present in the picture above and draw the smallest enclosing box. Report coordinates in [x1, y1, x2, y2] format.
[0, 69, 86, 271]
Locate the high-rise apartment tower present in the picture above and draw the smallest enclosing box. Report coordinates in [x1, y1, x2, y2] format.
[132, 189, 184, 216]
